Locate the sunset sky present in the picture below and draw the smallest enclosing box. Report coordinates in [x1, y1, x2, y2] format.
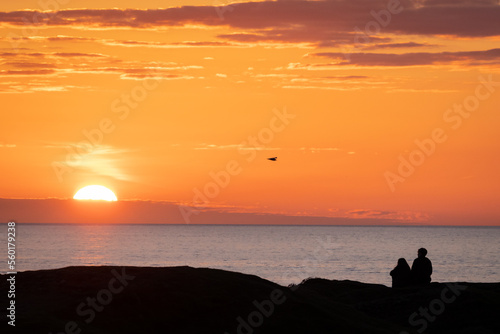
[1, 0, 499, 225]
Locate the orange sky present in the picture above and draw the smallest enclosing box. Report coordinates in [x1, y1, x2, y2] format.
[1, 0, 499, 225]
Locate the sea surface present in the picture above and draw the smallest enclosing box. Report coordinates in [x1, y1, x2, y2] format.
[2, 224, 499, 286]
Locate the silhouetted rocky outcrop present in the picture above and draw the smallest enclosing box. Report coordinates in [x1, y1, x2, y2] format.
[1, 266, 499, 333]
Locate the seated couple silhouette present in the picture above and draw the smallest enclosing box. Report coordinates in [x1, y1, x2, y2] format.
[390, 248, 433, 288]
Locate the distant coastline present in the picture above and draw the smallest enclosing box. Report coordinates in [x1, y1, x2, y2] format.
[3, 198, 499, 225]
[6, 222, 500, 228]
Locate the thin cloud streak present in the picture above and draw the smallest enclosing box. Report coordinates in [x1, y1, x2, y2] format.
[311, 49, 500, 67]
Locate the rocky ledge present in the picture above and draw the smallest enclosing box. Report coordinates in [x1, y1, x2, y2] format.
[1, 266, 499, 333]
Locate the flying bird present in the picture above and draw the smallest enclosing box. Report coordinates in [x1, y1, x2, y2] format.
[267, 157, 277, 161]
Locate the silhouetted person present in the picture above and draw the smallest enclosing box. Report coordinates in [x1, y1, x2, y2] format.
[390, 258, 411, 288]
[411, 248, 432, 285]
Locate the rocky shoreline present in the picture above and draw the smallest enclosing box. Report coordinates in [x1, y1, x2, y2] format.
[1, 266, 499, 333]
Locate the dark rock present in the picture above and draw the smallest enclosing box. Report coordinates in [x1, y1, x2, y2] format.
[1, 266, 499, 334]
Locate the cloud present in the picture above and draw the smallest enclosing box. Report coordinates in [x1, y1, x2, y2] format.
[3, 62, 57, 68]
[0, 198, 420, 225]
[110, 64, 202, 80]
[254, 74, 298, 78]
[0, 49, 202, 85]
[0, 69, 56, 76]
[346, 209, 429, 222]
[348, 209, 396, 217]
[193, 143, 281, 151]
[53, 52, 107, 58]
[282, 85, 362, 91]
[387, 88, 459, 93]
[280, 75, 386, 90]
[0, 0, 498, 46]
[299, 147, 343, 153]
[0, 51, 112, 81]
[5, 35, 241, 49]
[289, 75, 370, 83]
[51, 144, 132, 182]
[311, 48, 500, 67]
[0, 51, 108, 59]
[385, 0, 500, 37]
[192, 144, 353, 153]
[194, 143, 243, 150]
[0, 81, 94, 94]
[120, 73, 197, 81]
[46, 36, 94, 42]
[101, 39, 239, 49]
[216, 30, 354, 47]
[362, 42, 437, 50]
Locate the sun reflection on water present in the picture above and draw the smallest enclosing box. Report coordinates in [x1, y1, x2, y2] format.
[72, 224, 117, 264]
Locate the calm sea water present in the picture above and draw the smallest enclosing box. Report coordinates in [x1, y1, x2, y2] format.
[2, 224, 499, 286]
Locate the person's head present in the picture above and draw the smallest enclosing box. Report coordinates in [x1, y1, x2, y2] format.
[397, 258, 408, 266]
[418, 248, 428, 258]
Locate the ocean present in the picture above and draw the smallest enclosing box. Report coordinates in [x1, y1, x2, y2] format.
[2, 224, 499, 286]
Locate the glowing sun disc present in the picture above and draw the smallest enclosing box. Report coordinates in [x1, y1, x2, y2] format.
[73, 185, 117, 201]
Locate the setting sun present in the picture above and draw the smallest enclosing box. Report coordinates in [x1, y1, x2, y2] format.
[73, 185, 118, 201]
[1, 0, 499, 226]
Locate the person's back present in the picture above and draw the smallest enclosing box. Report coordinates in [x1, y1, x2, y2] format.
[390, 258, 411, 288]
[411, 248, 432, 285]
